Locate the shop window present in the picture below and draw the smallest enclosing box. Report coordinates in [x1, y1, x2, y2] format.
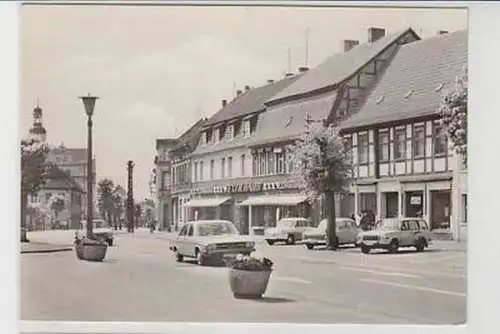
[358, 133, 369, 164]
[378, 131, 389, 162]
[433, 122, 447, 156]
[394, 128, 406, 160]
[413, 125, 425, 158]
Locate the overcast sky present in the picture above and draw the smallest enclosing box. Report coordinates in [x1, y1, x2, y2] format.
[20, 4, 467, 200]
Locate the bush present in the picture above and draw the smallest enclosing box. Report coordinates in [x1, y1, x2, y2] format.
[74, 231, 107, 246]
[226, 254, 273, 271]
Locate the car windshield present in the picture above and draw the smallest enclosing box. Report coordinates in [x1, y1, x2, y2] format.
[277, 220, 295, 229]
[374, 219, 400, 230]
[197, 222, 238, 237]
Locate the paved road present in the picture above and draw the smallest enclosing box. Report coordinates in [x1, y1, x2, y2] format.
[21, 230, 466, 324]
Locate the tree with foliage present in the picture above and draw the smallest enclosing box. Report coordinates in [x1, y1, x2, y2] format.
[21, 139, 49, 241]
[289, 118, 352, 250]
[134, 203, 142, 227]
[47, 193, 66, 226]
[439, 65, 468, 166]
[97, 179, 115, 227]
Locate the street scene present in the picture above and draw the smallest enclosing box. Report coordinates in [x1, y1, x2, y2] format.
[20, 3, 468, 326]
[22, 229, 466, 324]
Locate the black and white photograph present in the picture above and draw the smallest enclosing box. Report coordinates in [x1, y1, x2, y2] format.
[3, 1, 498, 333]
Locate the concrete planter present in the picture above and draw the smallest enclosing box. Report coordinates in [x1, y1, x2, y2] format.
[228, 268, 272, 299]
[74, 242, 108, 262]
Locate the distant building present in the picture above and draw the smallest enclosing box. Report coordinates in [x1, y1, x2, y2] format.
[28, 104, 47, 143]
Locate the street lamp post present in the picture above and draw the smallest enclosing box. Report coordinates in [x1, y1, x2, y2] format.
[79, 93, 99, 238]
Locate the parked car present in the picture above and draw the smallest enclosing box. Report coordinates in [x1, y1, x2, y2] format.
[264, 217, 312, 245]
[302, 217, 360, 250]
[357, 218, 434, 254]
[169, 220, 255, 266]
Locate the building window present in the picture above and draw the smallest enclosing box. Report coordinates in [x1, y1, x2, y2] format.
[206, 129, 213, 144]
[394, 128, 406, 160]
[252, 153, 258, 176]
[461, 194, 467, 223]
[228, 156, 233, 177]
[243, 120, 251, 138]
[227, 125, 234, 140]
[433, 122, 447, 156]
[199, 161, 204, 181]
[219, 125, 226, 141]
[210, 160, 214, 180]
[343, 136, 353, 164]
[250, 116, 258, 134]
[221, 158, 226, 178]
[358, 133, 369, 164]
[234, 122, 241, 137]
[378, 131, 389, 162]
[276, 151, 284, 174]
[285, 147, 294, 174]
[413, 125, 425, 158]
[162, 172, 169, 189]
[267, 151, 275, 174]
[259, 152, 266, 175]
[241, 154, 245, 176]
[194, 162, 198, 181]
[214, 129, 220, 144]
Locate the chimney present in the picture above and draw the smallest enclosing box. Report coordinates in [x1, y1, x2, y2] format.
[368, 27, 386, 43]
[298, 66, 309, 73]
[267, 79, 275, 84]
[285, 73, 294, 77]
[222, 99, 227, 107]
[438, 30, 449, 35]
[343, 39, 360, 52]
[244, 85, 251, 92]
[236, 89, 242, 96]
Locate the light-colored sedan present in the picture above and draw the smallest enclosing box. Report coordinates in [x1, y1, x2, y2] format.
[302, 218, 360, 249]
[169, 220, 255, 265]
[264, 217, 312, 245]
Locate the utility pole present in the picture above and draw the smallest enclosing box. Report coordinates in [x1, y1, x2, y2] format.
[127, 160, 135, 233]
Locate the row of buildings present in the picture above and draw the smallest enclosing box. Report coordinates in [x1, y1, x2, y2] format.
[26, 105, 97, 229]
[154, 27, 467, 240]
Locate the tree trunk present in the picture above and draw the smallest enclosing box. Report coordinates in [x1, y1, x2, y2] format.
[20, 190, 29, 242]
[325, 191, 338, 250]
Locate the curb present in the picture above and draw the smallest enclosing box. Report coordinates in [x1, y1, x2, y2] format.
[21, 247, 73, 254]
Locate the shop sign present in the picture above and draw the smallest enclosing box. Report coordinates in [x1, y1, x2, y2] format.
[410, 195, 422, 205]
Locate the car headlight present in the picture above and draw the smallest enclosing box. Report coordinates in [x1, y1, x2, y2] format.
[245, 241, 255, 248]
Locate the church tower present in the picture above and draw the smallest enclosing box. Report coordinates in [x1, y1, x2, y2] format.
[28, 103, 47, 142]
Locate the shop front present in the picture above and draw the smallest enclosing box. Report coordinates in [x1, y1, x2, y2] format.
[238, 194, 310, 235]
[184, 197, 233, 222]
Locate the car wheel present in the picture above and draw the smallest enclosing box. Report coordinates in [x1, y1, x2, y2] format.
[306, 243, 314, 250]
[266, 240, 275, 246]
[388, 239, 399, 253]
[175, 250, 183, 262]
[415, 238, 426, 252]
[286, 234, 295, 245]
[361, 245, 371, 254]
[195, 249, 206, 266]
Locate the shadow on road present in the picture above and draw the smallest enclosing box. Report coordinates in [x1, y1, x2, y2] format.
[251, 296, 295, 303]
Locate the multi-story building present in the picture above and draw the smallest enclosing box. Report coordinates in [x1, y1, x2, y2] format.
[187, 76, 302, 234]
[154, 118, 206, 231]
[47, 145, 97, 220]
[340, 29, 467, 240]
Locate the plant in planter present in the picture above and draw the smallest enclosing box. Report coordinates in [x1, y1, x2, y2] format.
[226, 254, 274, 299]
[74, 232, 108, 262]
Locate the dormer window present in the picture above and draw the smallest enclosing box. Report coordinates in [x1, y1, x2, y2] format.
[250, 115, 258, 134]
[214, 128, 220, 144]
[206, 129, 213, 144]
[242, 120, 251, 138]
[227, 124, 235, 141]
[219, 124, 226, 141]
[201, 132, 207, 146]
[234, 121, 241, 137]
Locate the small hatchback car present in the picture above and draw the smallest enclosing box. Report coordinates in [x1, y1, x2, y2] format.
[357, 218, 434, 254]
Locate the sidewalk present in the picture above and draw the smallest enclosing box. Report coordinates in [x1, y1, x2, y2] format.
[21, 242, 73, 254]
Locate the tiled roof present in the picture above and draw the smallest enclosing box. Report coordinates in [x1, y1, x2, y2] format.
[340, 30, 467, 130]
[268, 28, 418, 104]
[203, 75, 302, 127]
[249, 90, 338, 146]
[172, 118, 207, 152]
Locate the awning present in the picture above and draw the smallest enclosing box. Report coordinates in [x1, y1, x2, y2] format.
[184, 197, 231, 208]
[239, 194, 308, 206]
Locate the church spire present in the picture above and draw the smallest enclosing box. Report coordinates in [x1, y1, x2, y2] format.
[29, 102, 47, 142]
